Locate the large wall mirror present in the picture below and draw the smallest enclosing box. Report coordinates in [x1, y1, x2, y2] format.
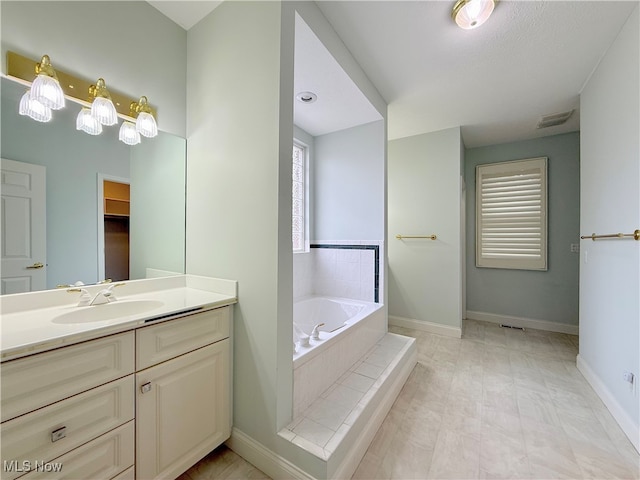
[1, 76, 186, 294]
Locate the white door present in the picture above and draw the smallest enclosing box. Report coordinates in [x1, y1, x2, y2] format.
[1, 158, 46, 294]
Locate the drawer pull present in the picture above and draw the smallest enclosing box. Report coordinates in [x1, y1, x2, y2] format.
[140, 382, 152, 394]
[51, 426, 67, 442]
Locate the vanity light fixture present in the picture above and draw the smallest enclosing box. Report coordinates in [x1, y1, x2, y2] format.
[76, 107, 103, 135]
[89, 78, 118, 126]
[452, 0, 497, 29]
[118, 121, 141, 145]
[30, 55, 66, 110]
[18, 90, 52, 123]
[8, 51, 158, 145]
[130, 96, 158, 138]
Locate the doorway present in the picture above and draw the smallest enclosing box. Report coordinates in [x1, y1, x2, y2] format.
[100, 178, 130, 282]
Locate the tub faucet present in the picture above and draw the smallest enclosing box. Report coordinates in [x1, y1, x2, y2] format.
[311, 323, 325, 341]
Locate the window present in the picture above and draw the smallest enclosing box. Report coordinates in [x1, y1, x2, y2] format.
[292, 142, 307, 252]
[476, 157, 547, 270]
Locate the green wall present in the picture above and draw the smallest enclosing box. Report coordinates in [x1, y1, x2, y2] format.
[465, 132, 580, 326]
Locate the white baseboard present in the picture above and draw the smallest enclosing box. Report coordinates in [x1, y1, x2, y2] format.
[465, 310, 579, 335]
[389, 315, 461, 338]
[331, 341, 417, 479]
[576, 354, 640, 453]
[226, 428, 316, 480]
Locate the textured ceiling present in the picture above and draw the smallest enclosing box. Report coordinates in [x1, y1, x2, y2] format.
[316, 1, 637, 146]
[149, 0, 637, 147]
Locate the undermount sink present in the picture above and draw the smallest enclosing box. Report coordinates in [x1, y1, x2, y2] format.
[52, 300, 165, 324]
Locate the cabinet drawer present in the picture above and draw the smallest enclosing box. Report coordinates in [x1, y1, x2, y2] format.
[1, 332, 134, 422]
[1, 376, 134, 480]
[19, 421, 134, 480]
[136, 307, 230, 370]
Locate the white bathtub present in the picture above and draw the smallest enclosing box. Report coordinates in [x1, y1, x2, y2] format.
[292, 295, 385, 417]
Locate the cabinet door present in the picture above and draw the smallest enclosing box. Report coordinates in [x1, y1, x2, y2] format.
[136, 340, 230, 480]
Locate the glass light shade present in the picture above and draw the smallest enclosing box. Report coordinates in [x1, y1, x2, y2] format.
[76, 107, 103, 135]
[119, 121, 141, 145]
[19, 91, 52, 123]
[91, 97, 118, 126]
[30, 74, 65, 110]
[453, 0, 495, 29]
[135, 112, 158, 138]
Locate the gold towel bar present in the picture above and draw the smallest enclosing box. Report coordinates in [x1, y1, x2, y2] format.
[580, 229, 640, 241]
[396, 234, 437, 240]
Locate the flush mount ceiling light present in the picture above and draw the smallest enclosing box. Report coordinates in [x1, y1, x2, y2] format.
[30, 55, 65, 110]
[452, 0, 497, 30]
[296, 91, 317, 104]
[89, 78, 118, 126]
[130, 96, 158, 138]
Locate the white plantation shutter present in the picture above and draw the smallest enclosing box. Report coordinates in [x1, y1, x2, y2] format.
[476, 157, 548, 270]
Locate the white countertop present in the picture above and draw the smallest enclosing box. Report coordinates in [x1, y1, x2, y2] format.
[0, 275, 237, 361]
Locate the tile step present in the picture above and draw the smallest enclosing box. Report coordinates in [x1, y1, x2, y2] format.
[278, 332, 417, 462]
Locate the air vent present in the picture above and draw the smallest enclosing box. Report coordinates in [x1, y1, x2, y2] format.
[536, 110, 574, 129]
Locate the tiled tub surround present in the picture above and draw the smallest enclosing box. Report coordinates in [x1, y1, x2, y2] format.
[293, 243, 381, 303]
[293, 298, 386, 419]
[281, 333, 417, 479]
[293, 296, 380, 365]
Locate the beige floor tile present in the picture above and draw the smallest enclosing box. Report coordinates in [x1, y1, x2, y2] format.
[180, 320, 640, 480]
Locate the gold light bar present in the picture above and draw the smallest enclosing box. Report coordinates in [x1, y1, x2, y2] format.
[6, 51, 156, 121]
[396, 234, 437, 240]
[580, 229, 640, 241]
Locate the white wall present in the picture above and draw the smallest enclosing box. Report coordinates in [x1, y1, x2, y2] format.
[314, 120, 385, 242]
[0, 1, 187, 137]
[186, 0, 295, 446]
[578, 5, 639, 451]
[186, 2, 386, 477]
[388, 127, 463, 334]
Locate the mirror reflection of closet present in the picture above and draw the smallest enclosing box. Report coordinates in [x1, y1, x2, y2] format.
[103, 180, 130, 282]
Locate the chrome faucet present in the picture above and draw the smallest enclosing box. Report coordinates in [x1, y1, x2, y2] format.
[311, 323, 325, 341]
[67, 282, 125, 306]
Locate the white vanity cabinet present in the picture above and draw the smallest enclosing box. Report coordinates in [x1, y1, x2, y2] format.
[0, 332, 136, 480]
[135, 307, 231, 480]
[0, 305, 232, 480]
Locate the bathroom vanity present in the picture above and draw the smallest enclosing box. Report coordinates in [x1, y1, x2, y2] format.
[0, 275, 236, 480]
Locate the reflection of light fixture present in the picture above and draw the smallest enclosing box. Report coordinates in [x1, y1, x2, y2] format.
[296, 91, 317, 104]
[76, 107, 103, 135]
[19, 90, 52, 122]
[119, 121, 141, 145]
[452, 0, 496, 29]
[30, 55, 65, 110]
[130, 96, 158, 138]
[89, 78, 118, 126]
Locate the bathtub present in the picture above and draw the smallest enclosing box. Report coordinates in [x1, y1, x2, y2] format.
[292, 295, 385, 418]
